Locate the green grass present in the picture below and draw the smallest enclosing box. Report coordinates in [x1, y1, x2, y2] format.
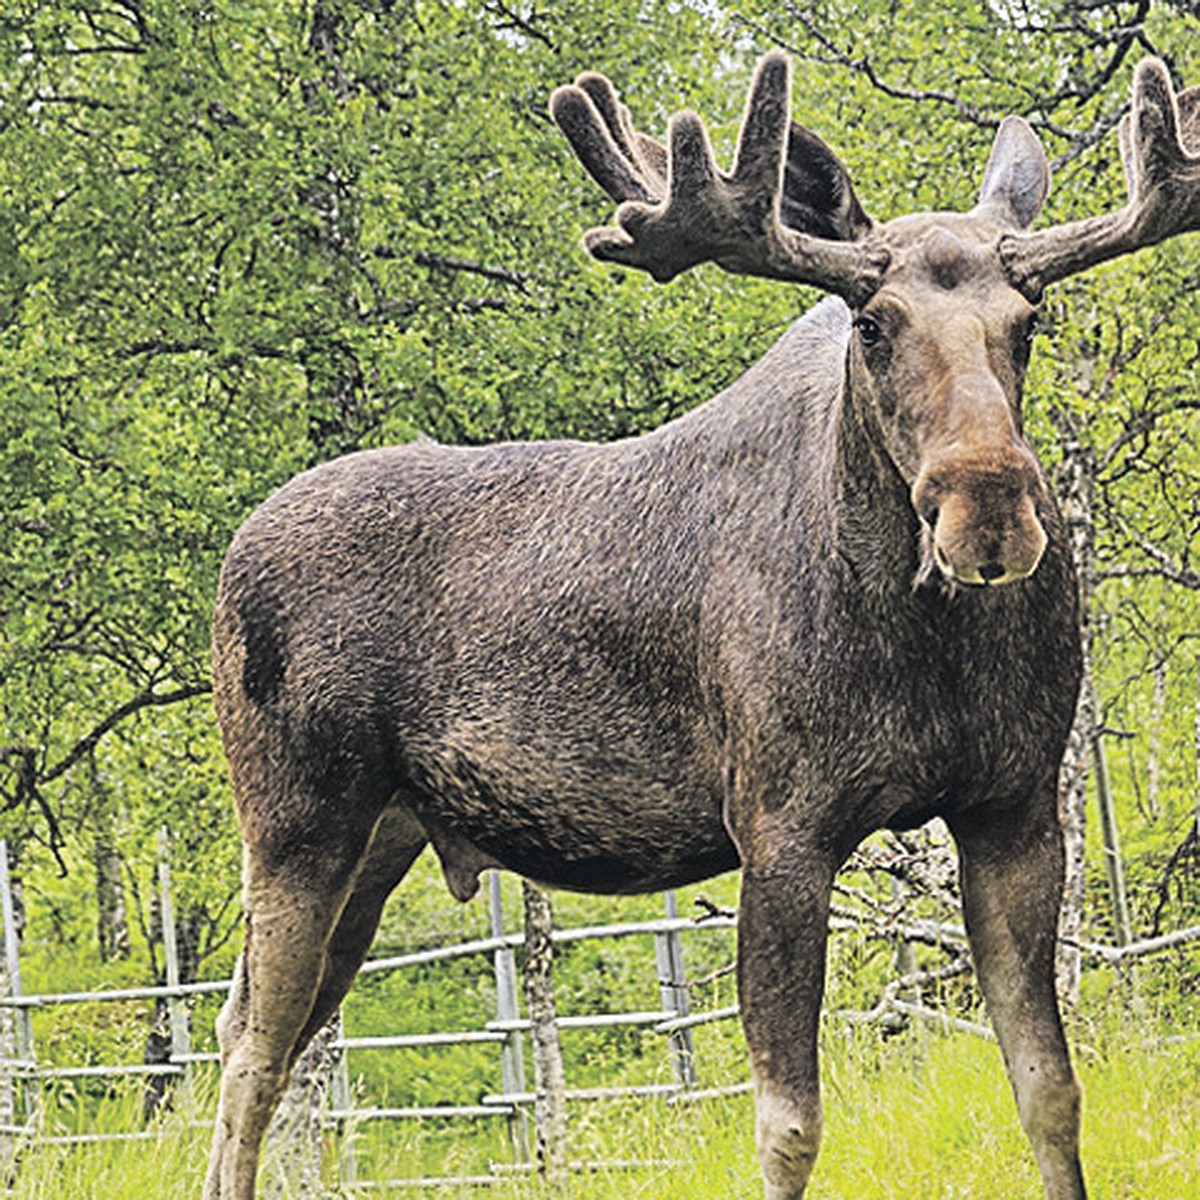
[4, 1017, 1195, 1198]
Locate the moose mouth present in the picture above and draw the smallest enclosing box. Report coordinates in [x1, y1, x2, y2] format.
[918, 500, 1047, 589]
[935, 541, 1021, 587]
[911, 442, 1050, 590]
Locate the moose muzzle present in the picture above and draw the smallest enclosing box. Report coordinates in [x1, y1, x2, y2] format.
[912, 446, 1048, 587]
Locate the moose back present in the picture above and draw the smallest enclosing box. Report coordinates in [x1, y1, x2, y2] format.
[203, 52, 1200, 1200]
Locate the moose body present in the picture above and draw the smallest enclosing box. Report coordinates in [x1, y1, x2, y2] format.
[218, 296, 1077, 896]
[205, 52, 1200, 1200]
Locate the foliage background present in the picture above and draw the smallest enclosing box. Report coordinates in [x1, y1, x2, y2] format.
[0, 0, 1197, 1185]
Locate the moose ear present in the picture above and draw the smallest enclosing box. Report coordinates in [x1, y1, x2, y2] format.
[781, 121, 874, 241]
[975, 116, 1050, 230]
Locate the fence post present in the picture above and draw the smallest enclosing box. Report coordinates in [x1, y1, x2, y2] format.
[156, 830, 193, 1084]
[490, 872, 530, 1163]
[0, 840, 36, 1137]
[655, 891, 697, 1090]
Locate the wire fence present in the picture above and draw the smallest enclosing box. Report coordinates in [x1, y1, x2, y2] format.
[0, 837, 1196, 1192]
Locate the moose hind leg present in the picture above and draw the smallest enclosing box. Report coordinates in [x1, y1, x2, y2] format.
[291, 804, 428, 1055]
[203, 819, 380, 1200]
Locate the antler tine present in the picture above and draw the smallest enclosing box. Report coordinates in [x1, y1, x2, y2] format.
[552, 53, 888, 303]
[551, 73, 665, 206]
[1001, 57, 1200, 298]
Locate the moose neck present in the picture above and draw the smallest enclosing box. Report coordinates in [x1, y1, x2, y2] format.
[826, 345, 925, 598]
[690, 297, 926, 600]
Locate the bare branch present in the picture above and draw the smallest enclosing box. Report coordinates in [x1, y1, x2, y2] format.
[1070, 923, 1200, 965]
[1098, 398, 1200, 475]
[411, 250, 534, 288]
[40, 684, 213, 787]
[743, 10, 1004, 130]
[1099, 510, 1200, 589]
[483, 1, 556, 51]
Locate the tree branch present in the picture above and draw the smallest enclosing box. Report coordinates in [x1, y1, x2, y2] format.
[41, 684, 213, 787]
[412, 250, 534, 289]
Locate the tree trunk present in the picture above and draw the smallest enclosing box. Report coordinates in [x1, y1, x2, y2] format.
[1190, 652, 1200, 840]
[94, 839, 130, 963]
[0, 956, 12, 1162]
[0, 844, 22, 1161]
[1146, 653, 1166, 820]
[1053, 421, 1097, 1007]
[522, 881, 567, 1188]
[262, 1012, 341, 1200]
[89, 753, 130, 963]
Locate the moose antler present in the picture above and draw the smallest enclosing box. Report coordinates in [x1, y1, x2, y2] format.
[550, 52, 889, 306]
[1001, 57, 1200, 298]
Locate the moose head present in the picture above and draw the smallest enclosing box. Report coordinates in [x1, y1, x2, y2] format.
[551, 53, 1200, 590]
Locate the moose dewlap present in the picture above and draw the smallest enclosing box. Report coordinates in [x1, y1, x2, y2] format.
[203, 52, 1200, 1200]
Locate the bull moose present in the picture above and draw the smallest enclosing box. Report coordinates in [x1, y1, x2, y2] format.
[202, 51, 1200, 1200]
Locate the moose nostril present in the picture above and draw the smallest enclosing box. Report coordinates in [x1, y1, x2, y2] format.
[919, 503, 939, 529]
[978, 561, 1006, 582]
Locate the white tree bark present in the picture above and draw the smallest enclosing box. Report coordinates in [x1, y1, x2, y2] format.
[522, 881, 567, 1189]
[1194, 650, 1200, 831]
[262, 1011, 341, 1199]
[1054, 425, 1097, 1007]
[0, 933, 14, 1164]
[0, 843, 28, 1159]
[1146, 654, 1167, 820]
[88, 752, 130, 964]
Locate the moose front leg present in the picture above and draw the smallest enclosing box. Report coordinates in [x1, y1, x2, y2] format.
[951, 796, 1087, 1200]
[737, 850, 836, 1200]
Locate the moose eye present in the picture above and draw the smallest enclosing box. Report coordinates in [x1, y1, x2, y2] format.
[854, 315, 882, 347]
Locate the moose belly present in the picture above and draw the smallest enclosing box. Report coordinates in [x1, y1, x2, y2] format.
[490, 835, 738, 896]
[409, 741, 737, 899]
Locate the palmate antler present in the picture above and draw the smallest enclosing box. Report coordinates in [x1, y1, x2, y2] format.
[550, 52, 889, 306]
[1001, 57, 1200, 298]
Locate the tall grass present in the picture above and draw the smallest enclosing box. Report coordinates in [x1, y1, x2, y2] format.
[5, 1014, 1195, 1198]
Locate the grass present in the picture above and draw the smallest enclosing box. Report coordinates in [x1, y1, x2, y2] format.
[3, 1015, 1195, 1198]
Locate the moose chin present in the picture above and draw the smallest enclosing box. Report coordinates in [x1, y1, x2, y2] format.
[203, 51, 1200, 1200]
